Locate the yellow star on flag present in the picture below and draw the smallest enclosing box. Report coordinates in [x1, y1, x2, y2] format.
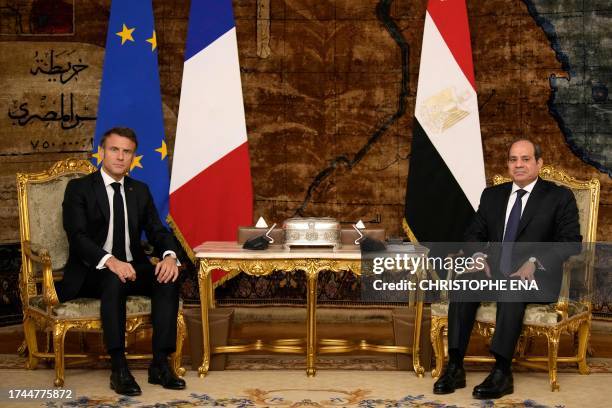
[130, 155, 143, 171]
[116, 23, 135, 45]
[92, 146, 103, 166]
[146, 30, 157, 51]
[155, 140, 167, 160]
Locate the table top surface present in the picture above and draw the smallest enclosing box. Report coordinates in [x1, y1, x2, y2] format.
[193, 241, 427, 259]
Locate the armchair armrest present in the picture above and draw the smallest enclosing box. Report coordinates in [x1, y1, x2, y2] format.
[555, 252, 592, 319]
[23, 241, 60, 307]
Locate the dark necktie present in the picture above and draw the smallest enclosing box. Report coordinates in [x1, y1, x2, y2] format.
[111, 182, 127, 262]
[500, 189, 527, 276]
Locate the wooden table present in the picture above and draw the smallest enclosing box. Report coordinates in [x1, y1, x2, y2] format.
[194, 241, 427, 377]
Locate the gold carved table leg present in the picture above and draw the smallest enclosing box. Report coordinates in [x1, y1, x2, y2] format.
[412, 298, 425, 377]
[430, 316, 446, 378]
[198, 261, 212, 378]
[306, 267, 318, 377]
[410, 265, 425, 377]
[173, 311, 187, 377]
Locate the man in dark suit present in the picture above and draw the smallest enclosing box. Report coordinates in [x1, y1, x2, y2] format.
[433, 139, 581, 399]
[60, 127, 186, 396]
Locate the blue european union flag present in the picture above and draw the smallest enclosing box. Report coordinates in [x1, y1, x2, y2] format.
[92, 0, 169, 221]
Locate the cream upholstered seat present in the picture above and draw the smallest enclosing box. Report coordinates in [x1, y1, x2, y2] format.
[28, 295, 152, 318]
[431, 301, 588, 327]
[429, 165, 599, 391]
[17, 158, 186, 387]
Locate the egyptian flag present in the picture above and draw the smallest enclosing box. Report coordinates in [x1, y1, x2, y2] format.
[169, 0, 253, 283]
[404, 0, 486, 243]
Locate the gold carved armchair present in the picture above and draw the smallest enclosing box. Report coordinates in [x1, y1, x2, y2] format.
[430, 165, 600, 391]
[17, 158, 186, 387]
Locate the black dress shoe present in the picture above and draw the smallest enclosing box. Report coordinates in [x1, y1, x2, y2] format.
[148, 363, 186, 390]
[433, 363, 466, 394]
[110, 366, 142, 396]
[472, 367, 513, 399]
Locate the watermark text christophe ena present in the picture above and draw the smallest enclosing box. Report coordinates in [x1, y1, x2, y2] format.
[370, 254, 539, 291]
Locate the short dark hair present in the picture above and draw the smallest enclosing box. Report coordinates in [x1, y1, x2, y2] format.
[508, 138, 542, 161]
[100, 127, 138, 150]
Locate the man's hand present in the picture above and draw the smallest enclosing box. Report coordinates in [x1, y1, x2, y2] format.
[155, 255, 179, 283]
[105, 256, 136, 283]
[463, 254, 491, 277]
[509, 260, 536, 281]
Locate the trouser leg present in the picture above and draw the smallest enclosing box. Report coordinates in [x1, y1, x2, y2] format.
[99, 269, 129, 352]
[447, 301, 480, 359]
[152, 279, 179, 354]
[77, 264, 180, 356]
[131, 263, 180, 355]
[490, 302, 527, 360]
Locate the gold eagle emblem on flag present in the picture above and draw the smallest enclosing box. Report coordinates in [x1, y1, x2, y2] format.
[418, 87, 472, 133]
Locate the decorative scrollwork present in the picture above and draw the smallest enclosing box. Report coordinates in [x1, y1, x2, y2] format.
[46, 158, 96, 179]
[199, 257, 362, 278]
[17, 158, 94, 188]
[125, 317, 148, 333]
[430, 316, 447, 378]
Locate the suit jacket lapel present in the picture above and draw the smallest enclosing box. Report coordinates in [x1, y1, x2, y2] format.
[516, 177, 545, 238]
[495, 183, 512, 241]
[124, 177, 138, 242]
[92, 171, 110, 224]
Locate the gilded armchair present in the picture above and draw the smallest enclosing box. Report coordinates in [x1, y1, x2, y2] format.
[429, 165, 600, 391]
[17, 158, 186, 387]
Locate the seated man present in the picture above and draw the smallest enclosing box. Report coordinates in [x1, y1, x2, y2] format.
[59, 127, 186, 396]
[433, 139, 581, 399]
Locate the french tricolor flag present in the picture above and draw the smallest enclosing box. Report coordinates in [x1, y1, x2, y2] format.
[169, 0, 253, 278]
[405, 0, 486, 243]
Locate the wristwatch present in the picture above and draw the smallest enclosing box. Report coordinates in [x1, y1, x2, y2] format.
[528, 256, 545, 270]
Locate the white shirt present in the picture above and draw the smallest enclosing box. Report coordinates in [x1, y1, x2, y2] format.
[502, 178, 538, 240]
[96, 168, 177, 269]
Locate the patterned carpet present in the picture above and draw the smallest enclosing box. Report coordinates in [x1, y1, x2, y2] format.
[1, 368, 610, 407]
[222, 355, 612, 374]
[2, 354, 611, 373]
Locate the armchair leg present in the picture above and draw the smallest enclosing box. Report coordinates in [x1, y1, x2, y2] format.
[517, 335, 527, 358]
[430, 317, 446, 378]
[518, 335, 533, 358]
[23, 314, 39, 370]
[43, 331, 54, 368]
[576, 319, 591, 375]
[172, 311, 186, 377]
[53, 323, 70, 387]
[546, 329, 561, 392]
